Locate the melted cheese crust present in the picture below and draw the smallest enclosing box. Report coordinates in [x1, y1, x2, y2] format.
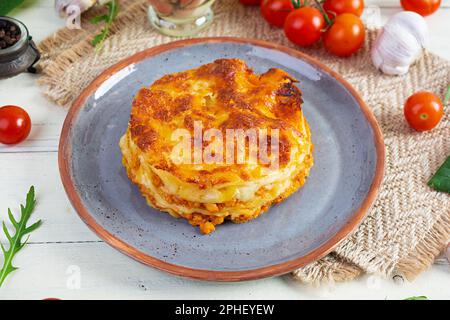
[119, 59, 314, 234]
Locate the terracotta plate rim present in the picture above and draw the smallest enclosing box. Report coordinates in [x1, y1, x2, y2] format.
[58, 37, 385, 282]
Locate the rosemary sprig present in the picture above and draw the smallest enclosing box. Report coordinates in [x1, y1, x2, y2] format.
[91, 0, 119, 51]
[0, 186, 42, 288]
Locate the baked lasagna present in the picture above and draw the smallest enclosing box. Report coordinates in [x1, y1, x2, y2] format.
[119, 59, 313, 234]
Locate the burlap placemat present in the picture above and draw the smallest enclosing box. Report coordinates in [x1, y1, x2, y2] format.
[38, 0, 450, 283]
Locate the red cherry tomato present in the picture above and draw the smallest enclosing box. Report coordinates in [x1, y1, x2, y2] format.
[261, 0, 295, 28]
[323, 0, 365, 18]
[239, 0, 261, 5]
[284, 7, 325, 47]
[323, 13, 365, 57]
[400, 0, 441, 16]
[404, 91, 444, 131]
[0, 105, 32, 145]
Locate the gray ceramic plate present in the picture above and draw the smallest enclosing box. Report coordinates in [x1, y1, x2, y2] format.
[59, 38, 384, 281]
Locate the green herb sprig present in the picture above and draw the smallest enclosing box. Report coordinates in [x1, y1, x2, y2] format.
[0, 186, 42, 288]
[91, 0, 119, 51]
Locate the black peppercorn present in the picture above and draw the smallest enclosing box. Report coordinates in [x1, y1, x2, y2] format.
[0, 20, 21, 50]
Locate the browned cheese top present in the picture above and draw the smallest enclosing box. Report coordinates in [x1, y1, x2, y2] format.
[128, 59, 310, 188]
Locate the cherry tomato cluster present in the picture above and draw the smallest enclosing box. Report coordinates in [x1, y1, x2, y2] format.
[240, 0, 366, 57]
[240, 1, 447, 133]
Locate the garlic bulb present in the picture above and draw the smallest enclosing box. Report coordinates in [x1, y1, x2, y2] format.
[371, 11, 428, 75]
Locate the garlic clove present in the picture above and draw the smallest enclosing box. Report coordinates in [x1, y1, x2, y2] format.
[372, 45, 410, 75]
[386, 11, 428, 48]
[371, 11, 428, 76]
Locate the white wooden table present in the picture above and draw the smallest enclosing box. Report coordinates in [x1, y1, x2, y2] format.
[0, 0, 449, 300]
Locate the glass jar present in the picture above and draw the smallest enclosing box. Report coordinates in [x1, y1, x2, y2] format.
[0, 17, 40, 79]
[148, 0, 216, 37]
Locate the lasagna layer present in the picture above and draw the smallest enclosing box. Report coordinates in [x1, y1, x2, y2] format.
[119, 59, 314, 234]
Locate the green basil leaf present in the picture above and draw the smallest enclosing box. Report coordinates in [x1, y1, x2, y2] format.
[0, 0, 26, 15]
[428, 156, 450, 194]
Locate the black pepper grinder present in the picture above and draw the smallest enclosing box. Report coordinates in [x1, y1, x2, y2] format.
[0, 16, 40, 79]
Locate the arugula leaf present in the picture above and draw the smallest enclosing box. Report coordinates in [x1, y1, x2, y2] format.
[428, 156, 450, 194]
[0, 0, 26, 16]
[91, 0, 119, 50]
[0, 186, 42, 288]
[404, 296, 428, 300]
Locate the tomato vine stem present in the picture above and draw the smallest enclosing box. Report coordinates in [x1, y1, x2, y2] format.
[313, 0, 332, 26]
[291, 0, 302, 8]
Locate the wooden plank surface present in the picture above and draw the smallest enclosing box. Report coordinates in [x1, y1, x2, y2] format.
[1, 242, 449, 300]
[0, 0, 449, 299]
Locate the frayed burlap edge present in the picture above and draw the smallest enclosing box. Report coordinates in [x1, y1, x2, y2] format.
[395, 210, 450, 281]
[292, 253, 363, 284]
[292, 210, 450, 285]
